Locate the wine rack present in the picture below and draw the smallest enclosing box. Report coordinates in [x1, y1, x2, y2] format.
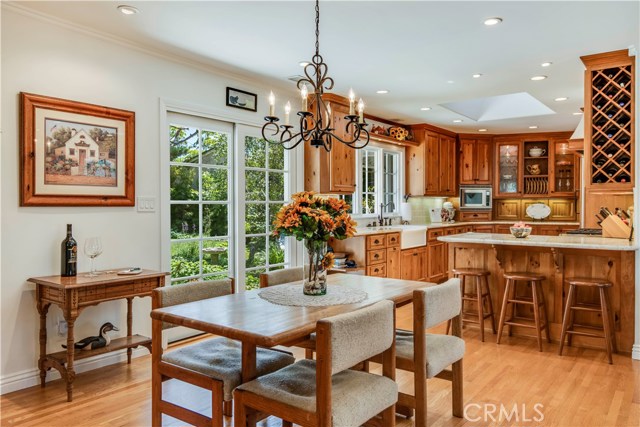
[582, 50, 635, 188]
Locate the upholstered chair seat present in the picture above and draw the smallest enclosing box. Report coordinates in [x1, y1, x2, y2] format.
[162, 337, 295, 401]
[394, 329, 465, 378]
[237, 359, 397, 426]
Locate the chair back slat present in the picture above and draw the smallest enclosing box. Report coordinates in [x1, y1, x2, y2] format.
[415, 278, 461, 329]
[259, 266, 308, 287]
[319, 300, 394, 375]
[154, 278, 234, 329]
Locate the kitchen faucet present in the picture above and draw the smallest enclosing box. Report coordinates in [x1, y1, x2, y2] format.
[378, 202, 395, 226]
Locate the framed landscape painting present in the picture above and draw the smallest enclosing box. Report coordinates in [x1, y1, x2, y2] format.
[20, 93, 135, 206]
[225, 87, 257, 112]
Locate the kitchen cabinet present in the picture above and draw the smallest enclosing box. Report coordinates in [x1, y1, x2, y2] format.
[439, 135, 457, 194]
[386, 246, 402, 279]
[405, 128, 457, 197]
[473, 225, 494, 233]
[400, 247, 426, 281]
[493, 198, 577, 221]
[494, 199, 521, 221]
[459, 137, 493, 185]
[459, 210, 492, 222]
[427, 243, 447, 282]
[549, 199, 576, 221]
[304, 104, 355, 194]
[495, 141, 521, 197]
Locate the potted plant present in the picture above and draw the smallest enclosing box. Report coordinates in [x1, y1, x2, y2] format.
[272, 191, 356, 295]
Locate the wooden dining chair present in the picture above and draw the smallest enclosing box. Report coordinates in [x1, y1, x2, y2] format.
[260, 267, 316, 359]
[371, 278, 464, 427]
[233, 300, 398, 427]
[259, 266, 309, 288]
[151, 278, 296, 427]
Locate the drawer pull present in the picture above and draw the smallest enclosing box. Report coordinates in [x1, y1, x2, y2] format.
[374, 254, 379, 259]
[413, 253, 418, 257]
[374, 268, 379, 273]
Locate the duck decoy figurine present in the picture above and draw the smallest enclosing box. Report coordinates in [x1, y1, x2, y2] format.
[62, 322, 119, 351]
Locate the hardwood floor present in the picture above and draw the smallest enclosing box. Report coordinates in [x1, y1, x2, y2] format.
[1, 303, 639, 426]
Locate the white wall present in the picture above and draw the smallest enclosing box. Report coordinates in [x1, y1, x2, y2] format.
[0, 6, 297, 392]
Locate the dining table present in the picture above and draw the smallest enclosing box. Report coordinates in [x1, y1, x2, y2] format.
[150, 273, 434, 423]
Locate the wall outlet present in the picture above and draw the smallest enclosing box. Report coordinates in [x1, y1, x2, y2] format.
[137, 196, 156, 212]
[57, 319, 68, 335]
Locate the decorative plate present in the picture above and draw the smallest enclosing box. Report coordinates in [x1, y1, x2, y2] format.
[526, 203, 551, 220]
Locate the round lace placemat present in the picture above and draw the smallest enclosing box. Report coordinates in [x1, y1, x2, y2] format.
[258, 283, 368, 307]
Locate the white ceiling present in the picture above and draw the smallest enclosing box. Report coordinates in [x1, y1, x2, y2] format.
[11, 1, 639, 134]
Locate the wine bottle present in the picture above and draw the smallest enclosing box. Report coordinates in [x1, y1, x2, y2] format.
[61, 224, 78, 277]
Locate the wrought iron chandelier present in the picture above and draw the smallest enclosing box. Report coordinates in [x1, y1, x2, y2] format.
[261, 0, 370, 152]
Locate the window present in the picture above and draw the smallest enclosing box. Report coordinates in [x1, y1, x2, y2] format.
[239, 127, 291, 290]
[90, 150, 96, 157]
[346, 145, 403, 217]
[69, 148, 75, 156]
[168, 114, 233, 284]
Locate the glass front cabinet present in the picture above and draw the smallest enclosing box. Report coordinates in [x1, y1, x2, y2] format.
[495, 142, 521, 197]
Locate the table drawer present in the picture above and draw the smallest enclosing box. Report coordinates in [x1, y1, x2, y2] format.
[367, 249, 386, 265]
[386, 232, 401, 247]
[367, 263, 386, 277]
[366, 234, 386, 249]
[427, 228, 444, 242]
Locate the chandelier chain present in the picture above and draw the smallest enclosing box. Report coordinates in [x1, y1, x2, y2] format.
[315, 0, 320, 57]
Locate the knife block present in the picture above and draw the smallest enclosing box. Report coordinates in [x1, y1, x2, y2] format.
[601, 215, 632, 239]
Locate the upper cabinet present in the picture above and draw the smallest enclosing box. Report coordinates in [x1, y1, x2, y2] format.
[406, 128, 457, 197]
[459, 137, 493, 185]
[304, 103, 356, 194]
[493, 133, 577, 199]
[581, 50, 635, 190]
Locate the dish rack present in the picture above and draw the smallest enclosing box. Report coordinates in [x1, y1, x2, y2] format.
[524, 176, 549, 195]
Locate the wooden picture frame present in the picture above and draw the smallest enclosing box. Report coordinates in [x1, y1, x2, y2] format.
[20, 92, 135, 206]
[225, 87, 257, 112]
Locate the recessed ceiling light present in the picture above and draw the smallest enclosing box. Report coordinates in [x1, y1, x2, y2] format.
[453, 119, 463, 123]
[541, 62, 553, 67]
[472, 74, 483, 78]
[529, 125, 538, 129]
[117, 5, 139, 15]
[554, 97, 568, 102]
[447, 80, 455, 84]
[420, 107, 431, 111]
[299, 61, 310, 67]
[484, 17, 503, 26]
[573, 112, 583, 115]
[530, 75, 547, 81]
[478, 128, 488, 132]
[376, 90, 389, 94]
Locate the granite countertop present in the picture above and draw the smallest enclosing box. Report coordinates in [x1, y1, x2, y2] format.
[354, 221, 579, 236]
[438, 232, 638, 251]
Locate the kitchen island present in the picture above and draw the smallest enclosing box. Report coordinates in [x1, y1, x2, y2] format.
[438, 233, 637, 354]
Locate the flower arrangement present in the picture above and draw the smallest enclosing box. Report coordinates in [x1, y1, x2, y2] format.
[272, 191, 357, 295]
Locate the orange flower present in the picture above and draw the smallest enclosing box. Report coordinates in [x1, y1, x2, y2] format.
[321, 252, 335, 269]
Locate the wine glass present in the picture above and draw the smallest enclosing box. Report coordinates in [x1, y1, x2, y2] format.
[84, 237, 103, 277]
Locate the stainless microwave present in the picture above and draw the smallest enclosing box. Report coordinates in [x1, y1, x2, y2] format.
[459, 186, 492, 210]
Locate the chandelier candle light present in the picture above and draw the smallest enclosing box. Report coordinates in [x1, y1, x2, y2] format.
[262, 0, 370, 152]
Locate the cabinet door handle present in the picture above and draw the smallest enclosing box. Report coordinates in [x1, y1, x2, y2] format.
[374, 254, 379, 259]
[374, 239, 380, 244]
[413, 253, 418, 257]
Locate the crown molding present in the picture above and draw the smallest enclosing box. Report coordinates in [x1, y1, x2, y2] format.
[2, 1, 297, 96]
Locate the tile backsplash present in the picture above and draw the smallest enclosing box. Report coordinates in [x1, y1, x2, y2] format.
[408, 197, 460, 224]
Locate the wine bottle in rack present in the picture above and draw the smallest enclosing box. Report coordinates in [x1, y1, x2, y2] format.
[61, 224, 78, 277]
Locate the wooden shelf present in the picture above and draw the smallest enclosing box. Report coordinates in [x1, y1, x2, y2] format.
[47, 334, 151, 364]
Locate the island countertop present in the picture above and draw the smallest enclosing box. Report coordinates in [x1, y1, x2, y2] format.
[438, 232, 638, 251]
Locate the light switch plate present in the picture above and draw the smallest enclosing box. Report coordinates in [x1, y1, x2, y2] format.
[137, 196, 156, 212]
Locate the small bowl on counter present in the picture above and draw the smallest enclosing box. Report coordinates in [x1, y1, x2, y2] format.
[510, 226, 532, 238]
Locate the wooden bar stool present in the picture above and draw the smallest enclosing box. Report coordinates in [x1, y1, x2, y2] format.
[446, 268, 496, 342]
[559, 278, 617, 364]
[496, 272, 550, 351]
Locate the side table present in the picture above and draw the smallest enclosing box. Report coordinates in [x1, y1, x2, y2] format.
[28, 269, 167, 402]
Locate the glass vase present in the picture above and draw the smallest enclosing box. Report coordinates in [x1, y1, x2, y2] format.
[303, 239, 328, 296]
